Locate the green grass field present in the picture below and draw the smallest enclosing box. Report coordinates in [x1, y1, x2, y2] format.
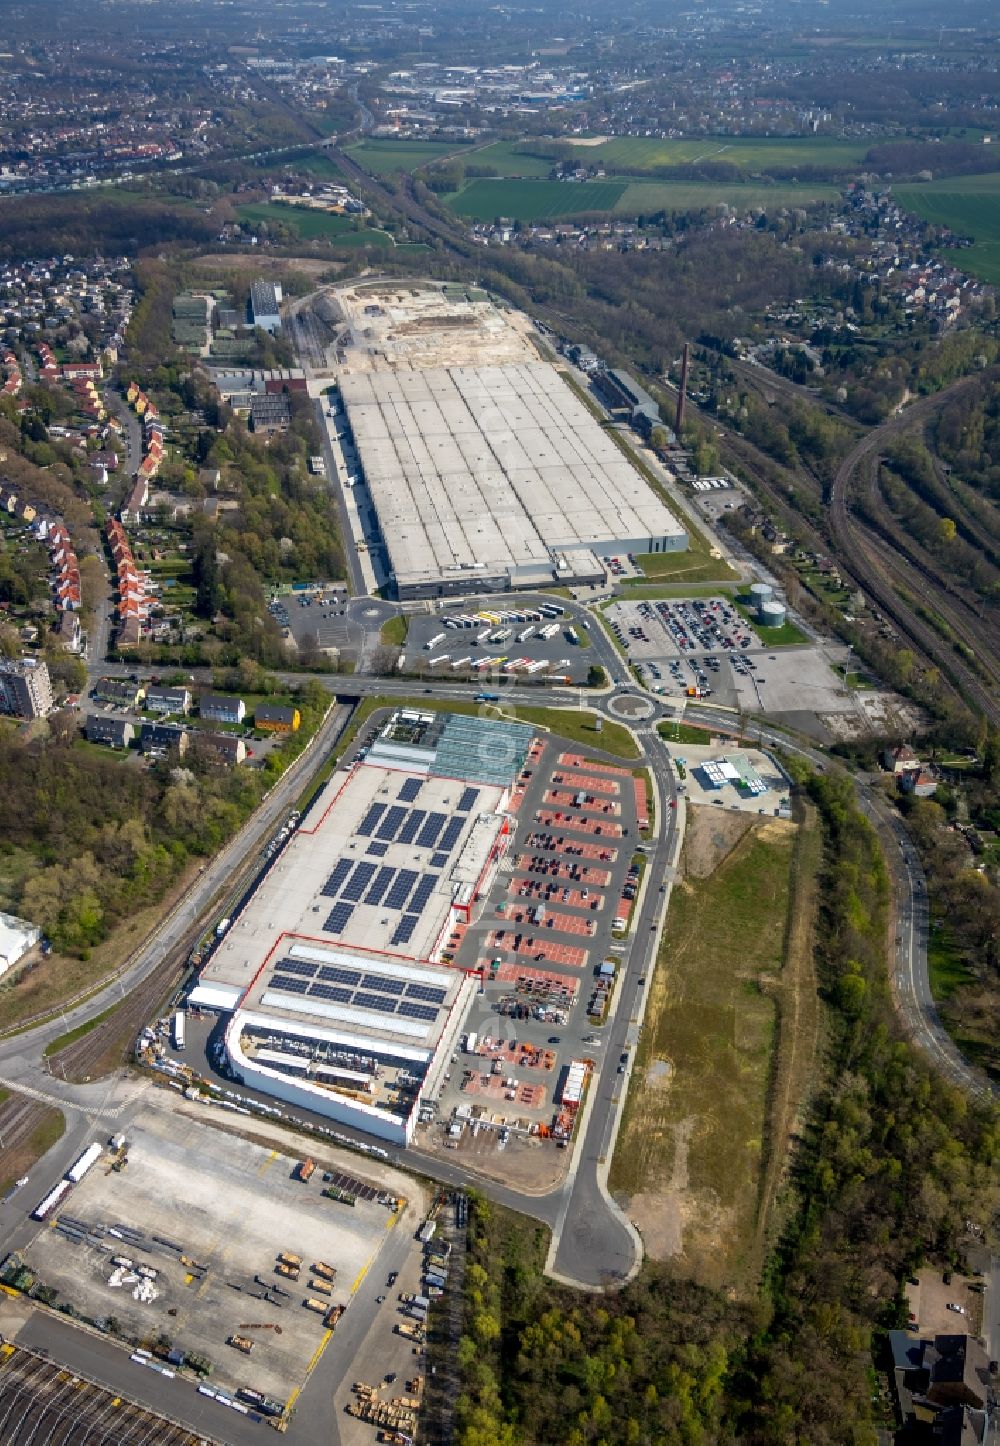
[615, 179, 838, 214]
[458, 141, 556, 177]
[236, 202, 394, 247]
[345, 138, 471, 174]
[447, 179, 627, 220]
[896, 171, 1000, 285]
[571, 134, 869, 173]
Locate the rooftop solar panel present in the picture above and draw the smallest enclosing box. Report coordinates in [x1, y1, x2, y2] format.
[269, 975, 310, 995]
[456, 786, 479, 812]
[396, 808, 426, 846]
[318, 964, 361, 986]
[308, 983, 353, 1003]
[406, 982, 447, 1004]
[341, 860, 378, 902]
[274, 957, 318, 979]
[398, 777, 423, 802]
[353, 990, 398, 1013]
[430, 851, 449, 868]
[415, 811, 446, 850]
[364, 865, 396, 907]
[367, 841, 389, 857]
[375, 804, 406, 842]
[362, 973, 405, 995]
[391, 915, 420, 948]
[385, 868, 419, 911]
[438, 816, 465, 853]
[323, 902, 355, 934]
[320, 857, 354, 898]
[397, 999, 438, 1022]
[355, 802, 386, 838]
[407, 874, 438, 914]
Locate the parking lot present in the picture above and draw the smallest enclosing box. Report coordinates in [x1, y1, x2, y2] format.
[418, 740, 648, 1164]
[401, 604, 592, 686]
[267, 587, 387, 663]
[21, 1097, 398, 1405]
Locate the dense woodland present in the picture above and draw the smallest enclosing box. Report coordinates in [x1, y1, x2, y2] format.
[451, 773, 1000, 1445]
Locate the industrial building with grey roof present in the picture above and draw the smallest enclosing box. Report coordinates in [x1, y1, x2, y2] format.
[335, 295, 687, 598]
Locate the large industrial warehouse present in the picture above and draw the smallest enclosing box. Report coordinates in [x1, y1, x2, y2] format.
[191, 710, 535, 1144]
[332, 283, 687, 599]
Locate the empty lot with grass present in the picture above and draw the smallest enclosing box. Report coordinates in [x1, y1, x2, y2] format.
[236, 202, 393, 246]
[610, 803, 820, 1292]
[344, 138, 471, 174]
[896, 171, 1000, 285]
[570, 135, 868, 174]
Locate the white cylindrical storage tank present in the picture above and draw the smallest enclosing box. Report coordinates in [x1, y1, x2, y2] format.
[759, 600, 787, 628]
[749, 582, 773, 607]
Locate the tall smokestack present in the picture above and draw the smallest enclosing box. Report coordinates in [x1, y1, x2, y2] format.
[675, 343, 689, 436]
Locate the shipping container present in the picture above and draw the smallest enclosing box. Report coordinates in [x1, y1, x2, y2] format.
[425, 633, 445, 651]
[173, 1011, 185, 1051]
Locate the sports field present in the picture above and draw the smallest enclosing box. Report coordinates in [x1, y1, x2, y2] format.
[344, 137, 471, 174]
[568, 134, 869, 173]
[896, 171, 1000, 285]
[448, 178, 627, 220]
[236, 202, 393, 246]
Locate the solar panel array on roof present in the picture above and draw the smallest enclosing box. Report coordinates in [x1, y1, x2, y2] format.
[367, 841, 389, 858]
[437, 816, 465, 853]
[398, 777, 423, 802]
[270, 975, 310, 995]
[323, 902, 354, 934]
[397, 808, 426, 846]
[398, 1000, 438, 1022]
[364, 865, 396, 906]
[356, 802, 385, 838]
[342, 861, 377, 902]
[385, 868, 419, 910]
[309, 983, 352, 1003]
[430, 851, 449, 868]
[416, 812, 446, 849]
[407, 982, 446, 1004]
[375, 805, 406, 841]
[363, 973, 404, 995]
[321, 858, 354, 898]
[457, 786, 479, 812]
[353, 990, 393, 1011]
[319, 964, 360, 986]
[276, 957, 318, 979]
[391, 915, 419, 947]
[408, 874, 438, 914]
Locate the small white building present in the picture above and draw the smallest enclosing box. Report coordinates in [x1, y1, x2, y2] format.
[0, 911, 41, 978]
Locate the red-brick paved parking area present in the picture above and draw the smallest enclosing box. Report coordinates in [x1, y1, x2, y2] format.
[535, 810, 623, 838]
[481, 959, 580, 998]
[550, 768, 620, 796]
[509, 878, 605, 911]
[557, 752, 632, 777]
[501, 904, 596, 936]
[514, 855, 612, 886]
[486, 928, 588, 968]
[523, 833, 618, 861]
[544, 788, 622, 816]
[460, 1072, 547, 1108]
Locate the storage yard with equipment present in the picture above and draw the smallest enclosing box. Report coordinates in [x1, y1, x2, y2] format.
[326, 282, 686, 598]
[13, 1097, 400, 1406]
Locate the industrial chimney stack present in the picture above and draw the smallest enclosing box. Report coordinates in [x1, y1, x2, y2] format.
[675, 343, 690, 436]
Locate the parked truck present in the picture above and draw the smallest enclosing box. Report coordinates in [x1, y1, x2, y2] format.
[312, 1261, 336, 1281]
[303, 1297, 327, 1314]
[275, 1262, 301, 1281]
[308, 1278, 332, 1296]
[228, 1335, 255, 1354]
[297, 1158, 316, 1183]
[67, 1143, 102, 1183]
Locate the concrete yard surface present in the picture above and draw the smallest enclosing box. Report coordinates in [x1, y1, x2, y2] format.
[22, 1095, 400, 1403]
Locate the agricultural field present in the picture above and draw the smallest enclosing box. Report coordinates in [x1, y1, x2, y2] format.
[615, 178, 839, 214]
[236, 202, 393, 246]
[344, 137, 471, 174]
[569, 134, 869, 173]
[456, 140, 556, 177]
[896, 171, 1000, 285]
[447, 178, 627, 220]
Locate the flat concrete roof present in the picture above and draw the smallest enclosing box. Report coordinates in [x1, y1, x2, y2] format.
[203, 762, 505, 1000]
[340, 361, 685, 590]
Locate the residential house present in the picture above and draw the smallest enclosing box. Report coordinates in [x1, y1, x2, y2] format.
[199, 693, 246, 725]
[889, 1331, 992, 1437]
[900, 768, 938, 798]
[54, 611, 82, 652]
[85, 714, 135, 749]
[139, 721, 190, 757]
[255, 702, 300, 733]
[145, 686, 192, 716]
[883, 743, 921, 774]
[94, 676, 143, 708]
[196, 733, 247, 766]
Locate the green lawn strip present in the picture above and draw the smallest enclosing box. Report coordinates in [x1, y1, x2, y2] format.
[504, 705, 639, 759]
[732, 597, 808, 646]
[633, 767, 655, 837]
[44, 1002, 121, 1057]
[379, 614, 409, 646]
[657, 719, 714, 744]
